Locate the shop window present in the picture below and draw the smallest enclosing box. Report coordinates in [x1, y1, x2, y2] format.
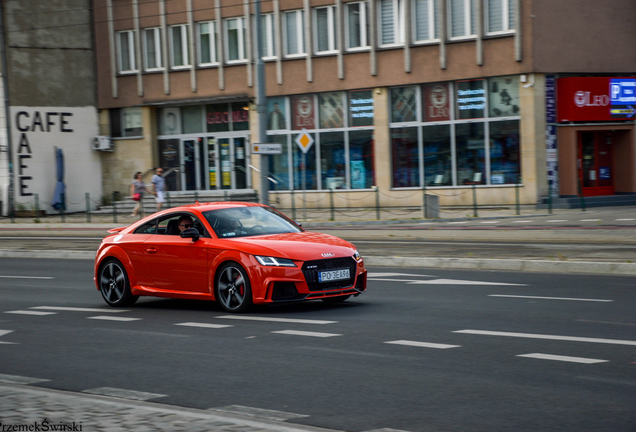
[350, 130, 375, 189]
[267, 97, 288, 131]
[319, 92, 345, 129]
[391, 86, 418, 123]
[284, 10, 305, 56]
[206, 104, 230, 133]
[414, 0, 439, 42]
[455, 122, 485, 185]
[258, 13, 277, 59]
[423, 125, 452, 186]
[423, 82, 451, 122]
[448, 0, 477, 39]
[379, 0, 404, 46]
[170, 24, 190, 68]
[116, 30, 136, 73]
[291, 95, 316, 130]
[456, 79, 486, 120]
[391, 127, 419, 188]
[486, 0, 515, 34]
[198, 21, 218, 65]
[320, 132, 346, 189]
[182, 106, 203, 134]
[314, 6, 338, 54]
[489, 120, 520, 184]
[225, 18, 247, 62]
[346, 2, 370, 50]
[267, 134, 290, 190]
[143, 28, 163, 71]
[231, 102, 250, 131]
[488, 76, 520, 117]
[110, 107, 143, 138]
[349, 90, 374, 127]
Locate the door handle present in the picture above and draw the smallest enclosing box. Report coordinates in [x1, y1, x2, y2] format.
[146, 247, 157, 254]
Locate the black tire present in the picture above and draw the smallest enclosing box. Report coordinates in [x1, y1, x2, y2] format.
[322, 295, 351, 303]
[98, 259, 138, 307]
[215, 262, 253, 313]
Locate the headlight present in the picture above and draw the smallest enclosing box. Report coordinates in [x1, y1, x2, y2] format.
[353, 250, 362, 262]
[255, 256, 297, 267]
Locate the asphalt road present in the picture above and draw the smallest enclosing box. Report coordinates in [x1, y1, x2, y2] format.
[1, 258, 634, 432]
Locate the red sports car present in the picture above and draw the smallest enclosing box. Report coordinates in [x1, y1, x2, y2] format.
[94, 202, 367, 312]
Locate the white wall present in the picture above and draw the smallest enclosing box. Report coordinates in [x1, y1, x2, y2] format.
[11, 106, 102, 213]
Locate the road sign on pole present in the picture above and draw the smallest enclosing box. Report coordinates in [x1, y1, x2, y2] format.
[295, 129, 314, 154]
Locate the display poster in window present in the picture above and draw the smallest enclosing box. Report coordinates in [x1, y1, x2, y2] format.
[267, 97, 287, 130]
[123, 108, 143, 136]
[206, 104, 230, 132]
[319, 92, 345, 128]
[391, 87, 417, 122]
[489, 76, 520, 117]
[231, 102, 249, 131]
[159, 107, 181, 135]
[349, 90, 374, 126]
[423, 83, 450, 122]
[291, 95, 315, 130]
[351, 159, 366, 189]
[208, 138, 217, 189]
[456, 79, 486, 119]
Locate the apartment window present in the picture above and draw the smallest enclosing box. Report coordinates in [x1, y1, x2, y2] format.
[110, 107, 143, 138]
[225, 18, 247, 62]
[170, 24, 190, 68]
[413, 0, 439, 42]
[198, 21, 218, 65]
[448, 0, 477, 38]
[143, 28, 162, 70]
[314, 6, 337, 53]
[284, 10, 305, 56]
[116, 30, 136, 73]
[346, 2, 370, 50]
[258, 13, 277, 59]
[379, 0, 404, 46]
[486, 0, 515, 34]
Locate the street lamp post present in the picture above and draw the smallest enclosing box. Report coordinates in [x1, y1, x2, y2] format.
[254, 0, 268, 206]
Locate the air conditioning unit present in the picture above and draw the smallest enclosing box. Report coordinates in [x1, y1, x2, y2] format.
[92, 136, 113, 151]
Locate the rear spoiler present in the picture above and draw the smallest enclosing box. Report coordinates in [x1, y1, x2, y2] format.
[107, 226, 127, 234]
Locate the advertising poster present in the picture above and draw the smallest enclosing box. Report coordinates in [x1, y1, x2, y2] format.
[423, 83, 451, 122]
[489, 76, 520, 117]
[456, 80, 485, 119]
[291, 95, 315, 130]
[391, 86, 417, 122]
[267, 97, 287, 130]
[319, 92, 345, 128]
[349, 90, 374, 127]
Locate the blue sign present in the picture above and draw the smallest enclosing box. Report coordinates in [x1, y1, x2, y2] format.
[599, 167, 610, 180]
[610, 79, 636, 119]
[545, 75, 556, 123]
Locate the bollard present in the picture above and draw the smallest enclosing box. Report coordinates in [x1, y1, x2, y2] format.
[515, 183, 520, 215]
[472, 184, 478, 218]
[60, 194, 65, 223]
[330, 188, 335, 221]
[112, 191, 117, 223]
[224, 190, 228, 201]
[166, 191, 171, 209]
[194, 190, 198, 203]
[34, 194, 40, 218]
[291, 189, 296, 221]
[422, 185, 427, 218]
[547, 182, 553, 214]
[86, 193, 91, 223]
[374, 186, 380, 220]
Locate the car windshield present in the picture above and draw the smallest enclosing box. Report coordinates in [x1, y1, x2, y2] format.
[203, 206, 302, 238]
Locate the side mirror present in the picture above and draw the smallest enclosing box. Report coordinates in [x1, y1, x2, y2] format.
[180, 227, 200, 242]
[295, 221, 302, 228]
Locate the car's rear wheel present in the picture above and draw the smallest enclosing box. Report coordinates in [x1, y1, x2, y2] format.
[99, 259, 138, 307]
[216, 262, 252, 313]
[322, 295, 351, 303]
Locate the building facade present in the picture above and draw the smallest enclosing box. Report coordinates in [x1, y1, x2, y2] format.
[92, 0, 636, 209]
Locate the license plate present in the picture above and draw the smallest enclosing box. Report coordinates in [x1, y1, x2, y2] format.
[318, 269, 350, 283]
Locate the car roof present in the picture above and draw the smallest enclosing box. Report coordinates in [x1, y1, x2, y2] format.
[167, 201, 264, 213]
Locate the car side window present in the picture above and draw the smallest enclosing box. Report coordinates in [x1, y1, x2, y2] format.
[133, 219, 157, 234]
[156, 213, 209, 237]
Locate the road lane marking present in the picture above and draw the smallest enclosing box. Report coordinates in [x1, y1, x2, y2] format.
[408, 279, 526, 286]
[580, 219, 601, 222]
[175, 322, 233, 329]
[32, 306, 129, 313]
[546, 220, 567, 223]
[0, 330, 18, 345]
[87, 316, 141, 322]
[385, 340, 460, 349]
[4, 310, 57, 315]
[368, 272, 433, 278]
[272, 330, 341, 338]
[489, 295, 613, 302]
[217, 316, 336, 325]
[448, 221, 468, 224]
[453, 330, 636, 346]
[0, 374, 49, 384]
[0, 276, 54, 280]
[616, 218, 635, 221]
[369, 278, 437, 283]
[83, 387, 166, 401]
[480, 221, 499, 224]
[517, 353, 608, 364]
[513, 220, 532, 223]
[208, 405, 309, 421]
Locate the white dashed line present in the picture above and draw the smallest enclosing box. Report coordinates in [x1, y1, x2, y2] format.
[217, 315, 336, 324]
[31, 306, 129, 313]
[489, 295, 613, 302]
[0, 276, 55, 280]
[87, 316, 141, 322]
[453, 330, 636, 346]
[448, 221, 468, 224]
[580, 219, 601, 222]
[517, 353, 608, 364]
[272, 330, 341, 338]
[0, 330, 18, 345]
[83, 387, 166, 401]
[408, 279, 526, 286]
[513, 220, 532, 223]
[175, 322, 233, 329]
[546, 220, 568, 223]
[4, 310, 57, 316]
[480, 221, 499, 224]
[616, 218, 635, 221]
[385, 340, 460, 349]
[0, 374, 49, 384]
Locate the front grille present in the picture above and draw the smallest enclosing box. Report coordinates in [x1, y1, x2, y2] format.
[302, 257, 357, 291]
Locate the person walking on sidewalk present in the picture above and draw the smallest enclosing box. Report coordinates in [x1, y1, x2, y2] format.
[151, 168, 166, 212]
[130, 172, 149, 218]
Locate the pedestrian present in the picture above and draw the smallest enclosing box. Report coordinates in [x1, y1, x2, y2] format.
[151, 167, 166, 212]
[130, 171, 148, 218]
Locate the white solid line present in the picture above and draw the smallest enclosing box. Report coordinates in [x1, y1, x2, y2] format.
[175, 322, 233, 329]
[368, 272, 432, 277]
[0, 276, 54, 280]
[4, 310, 57, 316]
[87, 316, 141, 322]
[217, 315, 336, 325]
[513, 220, 532, 223]
[489, 294, 613, 302]
[546, 219, 567, 222]
[0, 374, 50, 384]
[453, 330, 636, 346]
[31, 306, 129, 313]
[580, 219, 601, 222]
[409, 279, 526, 286]
[385, 340, 460, 349]
[83, 387, 166, 401]
[615, 218, 635, 221]
[272, 330, 341, 338]
[517, 353, 608, 364]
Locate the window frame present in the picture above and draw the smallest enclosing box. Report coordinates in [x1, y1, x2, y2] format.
[169, 24, 190, 69]
[345, 1, 370, 51]
[447, 0, 476, 40]
[283, 10, 306, 57]
[485, 0, 515, 35]
[412, 0, 439, 43]
[197, 21, 218, 66]
[257, 13, 277, 60]
[116, 30, 137, 74]
[378, 0, 405, 47]
[142, 27, 163, 71]
[313, 5, 338, 54]
[224, 17, 248, 63]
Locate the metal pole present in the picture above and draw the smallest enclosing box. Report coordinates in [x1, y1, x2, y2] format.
[86, 192, 91, 223]
[547, 180, 553, 214]
[472, 184, 478, 218]
[34, 193, 39, 219]
[112, 191, 117, 223]
[374, 186, 380, 220]
[302, 152, 307, 220]
[0, 3, 14, 223]
[515, 183, 520, 215]
[422, 185, 427, 218]
[291, 189, 296, 221]
[255, 0, 269, 206]
[194, 190, 198, 203]
[330, 188, 334, 221]
[166, 191, 171, 208]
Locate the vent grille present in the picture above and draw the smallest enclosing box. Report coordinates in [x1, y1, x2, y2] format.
[301, 257, 357, 291]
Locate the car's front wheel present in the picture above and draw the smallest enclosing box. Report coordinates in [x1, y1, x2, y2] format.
[215, 262, 252, 313]
[99, 259, 138, 307]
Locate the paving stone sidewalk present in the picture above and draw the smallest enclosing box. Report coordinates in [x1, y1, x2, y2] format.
[0, 383, 339, 432]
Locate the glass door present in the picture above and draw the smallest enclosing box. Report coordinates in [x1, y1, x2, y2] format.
[207, 137, 218, 190]
[219, 138, 232, 190]
[578, 131, 614, 196]
[216, 136, 250, 190]
[234, 137, 247, 189]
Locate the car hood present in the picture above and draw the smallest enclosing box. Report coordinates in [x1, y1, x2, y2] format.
[226, 231, 357, 261]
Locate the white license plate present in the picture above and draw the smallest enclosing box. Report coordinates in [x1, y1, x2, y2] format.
[318, 269, 350, 282]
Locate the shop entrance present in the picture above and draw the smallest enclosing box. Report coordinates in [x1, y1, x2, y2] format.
[577, 131, 614, 196]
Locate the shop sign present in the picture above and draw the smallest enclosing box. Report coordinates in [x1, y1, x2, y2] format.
[292, 95, 315, 130]
[423, 83, 450, 122]
[349, 90, 374, 127]
[557, 77, 636, 122]
[253, 143, 282, 154]
[455, 80, 485, 119]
